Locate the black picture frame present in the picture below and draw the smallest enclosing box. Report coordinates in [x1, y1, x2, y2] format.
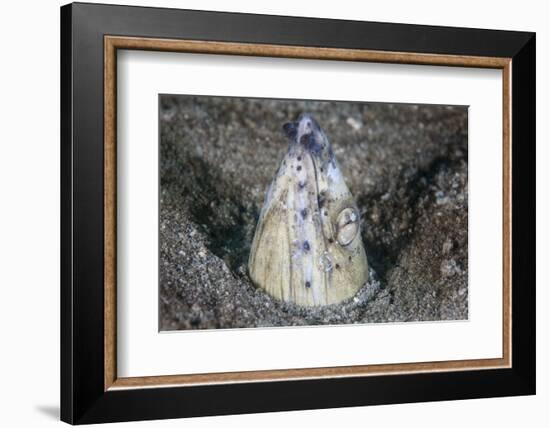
[61, 2, 535, 424]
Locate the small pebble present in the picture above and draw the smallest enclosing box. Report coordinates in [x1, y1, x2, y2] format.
[346, 117, 363, 131]
[442, 238, 453, 255]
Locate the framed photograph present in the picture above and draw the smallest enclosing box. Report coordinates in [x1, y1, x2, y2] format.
[60, 2, 535, 424]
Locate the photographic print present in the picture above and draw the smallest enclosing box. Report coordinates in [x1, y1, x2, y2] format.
[61, 6, 534, 422]
[159, 95, 468, 331]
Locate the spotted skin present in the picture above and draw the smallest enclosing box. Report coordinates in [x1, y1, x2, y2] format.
[248, 114, 368, 306]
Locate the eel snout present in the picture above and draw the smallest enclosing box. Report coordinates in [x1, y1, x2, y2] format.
[283, 114, 327, 157]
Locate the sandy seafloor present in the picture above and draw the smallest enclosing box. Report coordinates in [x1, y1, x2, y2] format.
[159, 95, 468, 331]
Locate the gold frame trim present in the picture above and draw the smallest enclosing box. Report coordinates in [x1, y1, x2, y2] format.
[104, 36, 512, 391]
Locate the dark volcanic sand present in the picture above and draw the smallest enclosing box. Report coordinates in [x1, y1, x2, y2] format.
[159, 96, 468, 331]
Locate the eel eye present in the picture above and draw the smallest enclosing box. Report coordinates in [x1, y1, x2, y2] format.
[336, 207, 359, 246]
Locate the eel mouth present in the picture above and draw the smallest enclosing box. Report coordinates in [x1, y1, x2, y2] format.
[284, 113, 327, 157]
